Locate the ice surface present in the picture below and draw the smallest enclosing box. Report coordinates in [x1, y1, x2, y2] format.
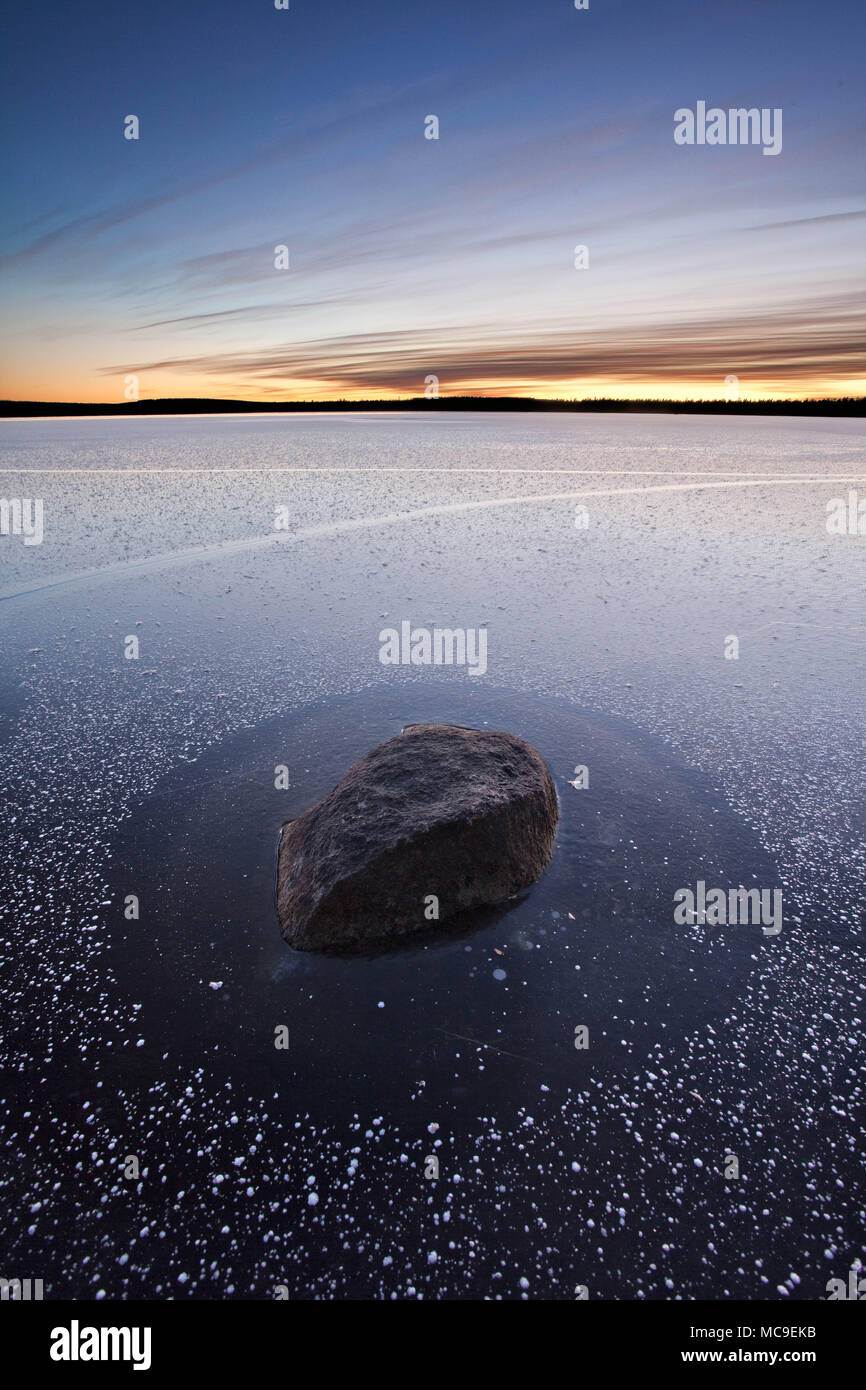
[1, 412, 864, 1300]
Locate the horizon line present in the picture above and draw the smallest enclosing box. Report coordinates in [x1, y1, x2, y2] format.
[2, 394, 865, 421]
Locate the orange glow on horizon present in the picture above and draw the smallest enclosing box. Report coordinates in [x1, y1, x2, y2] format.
[3, 373, 863, 405]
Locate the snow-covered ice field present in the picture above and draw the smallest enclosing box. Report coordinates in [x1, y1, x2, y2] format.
[1, 411, 864, 1299]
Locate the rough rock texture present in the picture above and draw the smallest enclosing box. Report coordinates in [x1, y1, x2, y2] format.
[277, 723, 559, 952]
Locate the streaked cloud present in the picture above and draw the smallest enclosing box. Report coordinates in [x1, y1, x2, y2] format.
[101, 291, 866, 397]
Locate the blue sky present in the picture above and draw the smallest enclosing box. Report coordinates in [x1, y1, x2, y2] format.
[1, 0, 864, 400]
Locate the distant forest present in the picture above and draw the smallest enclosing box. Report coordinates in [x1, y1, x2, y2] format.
[2, 396, 864, 418]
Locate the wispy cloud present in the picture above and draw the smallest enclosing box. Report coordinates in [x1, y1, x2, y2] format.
[745, 209, 866, 232]
[102, 291, 866, 394]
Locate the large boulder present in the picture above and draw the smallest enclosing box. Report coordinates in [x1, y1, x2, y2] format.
[277, 723, 559, 952]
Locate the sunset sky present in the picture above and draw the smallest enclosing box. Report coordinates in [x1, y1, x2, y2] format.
[1, 0, 864, 403]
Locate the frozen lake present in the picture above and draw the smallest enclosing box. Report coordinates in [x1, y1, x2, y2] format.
[1, 411, 864, 1300]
